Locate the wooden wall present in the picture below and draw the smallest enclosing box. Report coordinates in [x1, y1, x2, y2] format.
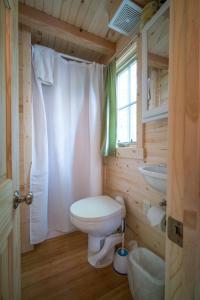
[19, 25, 33, 253]
[104, 119, 167, 258]
[103, 34, 168, 259]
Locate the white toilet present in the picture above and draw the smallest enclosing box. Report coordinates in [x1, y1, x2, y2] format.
[70, 195, 125, 268]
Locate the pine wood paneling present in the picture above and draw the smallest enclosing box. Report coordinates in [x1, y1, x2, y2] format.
[144, 118, 168, 164]
[103, 118, 167, 259]
[22, 232, 132, 300]
[19, 25, 33, 254]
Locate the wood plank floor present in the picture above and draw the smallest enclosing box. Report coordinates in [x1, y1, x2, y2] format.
[22, 232, 133, 300]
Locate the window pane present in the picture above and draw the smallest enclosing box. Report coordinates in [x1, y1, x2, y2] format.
[130, 62, 137, 102]
[130, 103, 137, 143]
[117, 107, 129, 143]
[117, 68, 129, 108]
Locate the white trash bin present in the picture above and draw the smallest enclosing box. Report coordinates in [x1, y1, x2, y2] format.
[128, 247, 165, 300]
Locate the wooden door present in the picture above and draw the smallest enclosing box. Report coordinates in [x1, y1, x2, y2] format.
[0, 0, 20, 299]
[165, 0, 200, 299]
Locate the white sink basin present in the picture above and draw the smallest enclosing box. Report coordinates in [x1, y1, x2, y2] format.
[139, 164, 167, 194]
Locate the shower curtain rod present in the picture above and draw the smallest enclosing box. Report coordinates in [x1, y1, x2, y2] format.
[59, 51, 93, 64]
[59, 51, 105, 66]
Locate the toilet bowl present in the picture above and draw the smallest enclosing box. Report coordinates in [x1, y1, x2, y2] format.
[70, 195, 125, 268]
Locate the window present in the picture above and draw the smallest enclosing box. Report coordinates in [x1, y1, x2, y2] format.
[117, 59, 137, 146]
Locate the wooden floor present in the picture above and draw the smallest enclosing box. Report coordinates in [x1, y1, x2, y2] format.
[22, 232, 133, 300]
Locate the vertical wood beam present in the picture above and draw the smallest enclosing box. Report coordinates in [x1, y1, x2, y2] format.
[5, 7, 12, 178]
[19, 25, 33, 254]
[166, 1, 200, 299]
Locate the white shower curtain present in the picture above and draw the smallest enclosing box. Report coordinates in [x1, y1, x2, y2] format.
[30, 45, 103, 244]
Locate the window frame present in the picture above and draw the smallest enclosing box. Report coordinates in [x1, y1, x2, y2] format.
[116, 59, 137, 146]
[115, 39, 144, 160]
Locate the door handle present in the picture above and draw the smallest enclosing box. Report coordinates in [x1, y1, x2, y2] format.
[13, 191, 33, 209]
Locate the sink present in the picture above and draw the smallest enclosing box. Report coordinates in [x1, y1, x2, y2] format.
[139, 164, 167, 194]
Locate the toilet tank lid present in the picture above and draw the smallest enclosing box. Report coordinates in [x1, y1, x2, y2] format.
[70, 195, 122, 221]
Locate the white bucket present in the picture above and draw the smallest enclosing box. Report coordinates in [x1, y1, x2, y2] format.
[128, 247, 165, 300]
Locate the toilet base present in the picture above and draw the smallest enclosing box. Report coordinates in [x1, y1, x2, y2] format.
[87, 233, 122, 268]
[88, 248, 115, 268]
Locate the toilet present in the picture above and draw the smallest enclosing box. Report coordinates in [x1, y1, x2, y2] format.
[70, 195, 125, 268]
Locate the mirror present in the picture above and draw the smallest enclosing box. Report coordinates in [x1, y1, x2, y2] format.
[142, 1, 169, 122]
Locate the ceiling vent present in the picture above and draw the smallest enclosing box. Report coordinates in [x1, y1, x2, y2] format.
[108, 0, 143, 36]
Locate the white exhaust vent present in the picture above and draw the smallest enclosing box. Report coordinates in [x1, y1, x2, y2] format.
[108, 0, 142, 36]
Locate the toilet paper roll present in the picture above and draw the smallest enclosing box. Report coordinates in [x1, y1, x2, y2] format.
[147, 206, 166, 231]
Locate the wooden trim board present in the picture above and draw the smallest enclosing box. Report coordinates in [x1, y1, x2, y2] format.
[19, 25, 33, 253]
[19, 3, 116, 56]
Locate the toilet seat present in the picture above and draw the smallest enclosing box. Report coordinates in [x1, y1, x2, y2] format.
[70, 195, 122, 222]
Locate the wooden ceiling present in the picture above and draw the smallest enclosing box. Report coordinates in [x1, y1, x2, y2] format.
[19, 0, 147, 63]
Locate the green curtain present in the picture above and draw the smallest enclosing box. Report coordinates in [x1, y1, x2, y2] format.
[101, 61, 117, 156]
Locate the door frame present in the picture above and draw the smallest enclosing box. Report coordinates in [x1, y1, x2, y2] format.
[165, 1, 200, 299]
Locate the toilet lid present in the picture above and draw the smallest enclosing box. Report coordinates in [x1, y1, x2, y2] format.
[70, 195, 122, 222]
